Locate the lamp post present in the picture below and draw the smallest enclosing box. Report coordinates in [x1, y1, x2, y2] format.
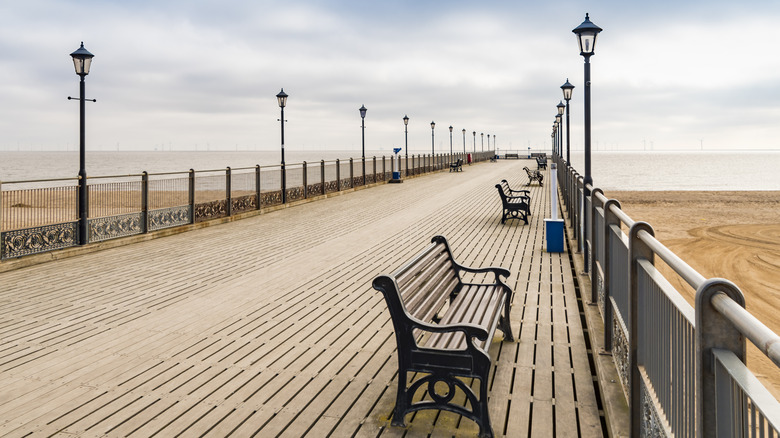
[555, 113, 563, 158]
[462, 128, 466, 155]
[430, 121, 435, 154]
[360, 104, 367, 183]
[403, 115, 409, 158]
[573, 13, 602, 195]
[561, 79, 575, 165]
[448, 125, 453, 155]
[69, 42, 95, 245]
[276, 88, 288, 203]
[480, 133, 484, 152]
[493, 135, 496, 152]
[472, 131, 476, 153]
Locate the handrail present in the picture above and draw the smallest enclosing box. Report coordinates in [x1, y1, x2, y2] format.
[712, 292, 780, 367]
[1, 177, 80, 185]
[608, 202, 634, 227]
[637, 228, 706, 289]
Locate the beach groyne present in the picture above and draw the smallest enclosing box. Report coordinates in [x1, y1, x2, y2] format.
[554, 154, 780, 437]
[0, 151, 494, 261]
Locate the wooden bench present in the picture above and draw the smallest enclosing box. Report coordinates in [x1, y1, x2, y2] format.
[449, 158, 463, 172]
[536, 156, 547, 170]
[500, 179, 532, 212]
[373, 235, 515, 438]
[495, 183, 530, 224]
[523, 166, 544, 186]
[505, 153, 519, 159]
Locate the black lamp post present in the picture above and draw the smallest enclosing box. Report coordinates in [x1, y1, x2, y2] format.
[480, 133, 484, 151]
[448, 126, 453, 155]
[403, 115, 409, 158]
[472, 131, 476, 153]
[430, 121, 435, 156]
[493, 135, 496, 152]
[555, 113, 563, 158]
[573, 13, 602, 195]
[360, 104, 367, 183]
[69, 42, 95, 245]
[276, 88, 288, 203]
[561, 79, 575, 165]
[462, 129, 466, 155]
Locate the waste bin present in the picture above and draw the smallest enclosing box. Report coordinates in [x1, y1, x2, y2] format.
[467, 153, 473, 164]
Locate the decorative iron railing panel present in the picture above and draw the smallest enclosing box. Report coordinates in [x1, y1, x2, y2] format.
[260, 190, 282, 207]
[307, 183, 323, 196]
[231, 194, 257, 214]
[287, 186, 305, 202]
[149, 206, 191, 231]
[89, 212, 144, 242]
[194, 199, 227, 222]
[1, 222, 78, 259]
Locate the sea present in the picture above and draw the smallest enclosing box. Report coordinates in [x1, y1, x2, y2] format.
[1, 150, 779, 191]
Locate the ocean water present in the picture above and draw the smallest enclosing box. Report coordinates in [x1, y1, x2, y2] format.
[1, 150, 779, 191]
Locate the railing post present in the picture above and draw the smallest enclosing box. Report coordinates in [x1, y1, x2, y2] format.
[188, 169, 195, 224]
[321, 160, 325, 195]
[336, 159, 341, 191]
[141, 171, 149, 234]
[382, 156, 386, 180]
[628, 221, 655, 438]
[602, 198, 622, 352]
[226, 167, 232, 216]
[303, 161, 308, 199]
[695, 280, 746, 438]
[590, 188, 604, 303]
[349, 158, 354, 187]
[255, 165, 261, 210]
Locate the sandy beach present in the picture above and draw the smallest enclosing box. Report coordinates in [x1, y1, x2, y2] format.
[607, 190, 780, 398]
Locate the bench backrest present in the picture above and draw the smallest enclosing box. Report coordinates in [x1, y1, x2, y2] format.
[373, 236, 462, 330]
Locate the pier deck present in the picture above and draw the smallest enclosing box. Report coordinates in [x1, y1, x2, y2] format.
[0, 159, 605, 437]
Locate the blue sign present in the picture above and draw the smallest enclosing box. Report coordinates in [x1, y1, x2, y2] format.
[393, 147, 402, 155]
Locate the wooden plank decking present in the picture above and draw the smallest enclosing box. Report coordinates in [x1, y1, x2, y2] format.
[0, 159, 605, 437]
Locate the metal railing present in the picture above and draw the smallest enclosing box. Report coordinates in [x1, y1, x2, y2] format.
[1, 151, 494, 260]
[552, 153, 780, 437]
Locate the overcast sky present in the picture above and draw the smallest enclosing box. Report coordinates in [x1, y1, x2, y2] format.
[2, 0, 780, 154]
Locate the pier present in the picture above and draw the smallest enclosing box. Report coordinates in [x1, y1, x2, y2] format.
[0, 159, 607, 437]
[2, 156, 778, 437]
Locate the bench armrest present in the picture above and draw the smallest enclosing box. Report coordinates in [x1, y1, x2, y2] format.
[413, 320, 490, 342]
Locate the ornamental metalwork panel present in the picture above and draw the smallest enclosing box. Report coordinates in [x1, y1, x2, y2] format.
[1, 222, 78, 259]
[340, 178, 352, 190]
[640, 374, 671, 437]
[260, 190, 282, 207]
[612, 309, 630, 400]
[231, 194, 257, 214]
[307, 183, 323, 196]
[324, 180, 339, 194]
[352, 176, 363, 187]
[89, 213, 143, 242]
[287, 186, 305, 202]
[149, 206, 191, 231]
[194, 199, 227, 223]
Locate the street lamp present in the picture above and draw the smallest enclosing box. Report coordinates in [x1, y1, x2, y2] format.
[359, 104, 367, 184]
[276, 88, 288, 203]
[69, 42, 95, 245]
[472, 131, 476, 153]
[561, 79, 575, 165]
[462, 129, 466, 155]
[493, 135, 496, 151]
[430, 121, 435, 156]
[403, 115, 409, 158]
[555, 113, 563, 157]
[449, 125, 453, 155]
[573, 12, 602, 193]
[481, 133, 484, 152]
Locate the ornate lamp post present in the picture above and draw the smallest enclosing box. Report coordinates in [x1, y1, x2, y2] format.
[360, 104, 367, 183]
[472, 131, 476, 153]
[462, 128, 466, 155]
[448, 125, 453, 155]
[573, 13, 602, 195]
[480, 132, 484, 152]
[555, 113, 563, 157]
[276, 88, 288, 203]
[430, 121, 435, 156]
[69, 42, 95, 245]
[561, 79, 575, 165]
[403, 115, 409, 158]
[493, 135, 496, 151]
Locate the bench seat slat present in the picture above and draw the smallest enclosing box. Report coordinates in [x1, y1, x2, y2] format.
[425, 284, 505, 351]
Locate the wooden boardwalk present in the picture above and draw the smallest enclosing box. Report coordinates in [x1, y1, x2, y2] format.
[0, 159, 605, 437]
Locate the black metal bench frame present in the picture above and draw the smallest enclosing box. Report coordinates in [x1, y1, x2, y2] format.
[495, 183, 530, 224]
[523, 166, 544, 186]
[536, 156, 547, 170]
[449, 158, 463, 172]
[373, 235, 514, 438]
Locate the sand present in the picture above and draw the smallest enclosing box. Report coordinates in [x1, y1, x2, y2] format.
[607, 190, 780, 398]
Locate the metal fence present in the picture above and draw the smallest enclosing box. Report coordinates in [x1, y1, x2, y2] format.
[1, 151, 494, 260]
[553, 154, 780, 437]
